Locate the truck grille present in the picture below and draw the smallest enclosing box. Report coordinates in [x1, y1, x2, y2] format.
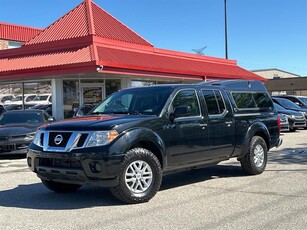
[36, 131, 90, 152]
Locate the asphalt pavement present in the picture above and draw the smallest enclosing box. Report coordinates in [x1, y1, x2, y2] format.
[0, 130, 306, 230]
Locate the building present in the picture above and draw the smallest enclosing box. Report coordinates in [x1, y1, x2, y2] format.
[252, 68, 301, 79]
[0, 0, 264, 120]
[252, 69, 307, 96]
[0, 22, 42, 50]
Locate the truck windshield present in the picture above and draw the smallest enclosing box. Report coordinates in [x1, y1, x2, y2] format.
[91, 87, 172, 116]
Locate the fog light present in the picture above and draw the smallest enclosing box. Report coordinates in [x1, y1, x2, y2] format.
[89, 162, 103, 173]
[27, 157, 32, 167]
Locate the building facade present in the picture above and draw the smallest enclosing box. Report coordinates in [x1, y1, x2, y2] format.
[0, 0, 265, 120]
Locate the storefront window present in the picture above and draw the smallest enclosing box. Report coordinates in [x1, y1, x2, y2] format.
[63, 80, 80, 118]
[106, 79, 121, 97]
[131, 80, 155, 87]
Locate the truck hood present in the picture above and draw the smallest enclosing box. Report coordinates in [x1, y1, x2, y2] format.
[43, 115, 156, 131]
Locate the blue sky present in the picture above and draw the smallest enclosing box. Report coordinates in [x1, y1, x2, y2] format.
[1, 0, 307, 76]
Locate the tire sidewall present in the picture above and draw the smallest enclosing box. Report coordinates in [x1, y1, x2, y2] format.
[249, 136, 267, 174]
[116, 148, 162, 203]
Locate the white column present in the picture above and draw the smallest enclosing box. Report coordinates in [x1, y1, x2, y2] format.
[51, 78, 64, 120]
[121, 78, 131, 89]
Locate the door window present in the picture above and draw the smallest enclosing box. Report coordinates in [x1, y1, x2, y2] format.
[202, 90, 226, 115]
[171, 89, 200, 117]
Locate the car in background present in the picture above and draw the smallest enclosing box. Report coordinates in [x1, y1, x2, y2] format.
[273, 96, 307, 121]
[0, 110, 55, 156]
[4, 94, 37, 105]
[274, 102, 306, 132]
[0, 105, 6, 115]
[73, 103, 95, 117]
[297, 96, 307, 105]
[29, 104, 52, 116]
[0, 94, 15, 104]
[26, 93, 52, 106]
[4, 104, 32, 111]
[278, 113, 289, 132]
[274, 95, 307, 109]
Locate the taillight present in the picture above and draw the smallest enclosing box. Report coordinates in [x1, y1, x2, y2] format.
[277, 116, 281, 133]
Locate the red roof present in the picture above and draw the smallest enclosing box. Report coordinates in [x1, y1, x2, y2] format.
[0, 0, 265, 81]
[0, 22, 42, 42]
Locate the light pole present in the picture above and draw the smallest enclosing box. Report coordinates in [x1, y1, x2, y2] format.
[224, 0, 228, 59]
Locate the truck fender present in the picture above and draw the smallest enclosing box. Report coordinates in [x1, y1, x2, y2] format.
[109, 128, 167, 169]
[238, 122, 271, 159]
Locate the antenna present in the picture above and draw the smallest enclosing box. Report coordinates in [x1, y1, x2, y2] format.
[192, 46, 207, 55]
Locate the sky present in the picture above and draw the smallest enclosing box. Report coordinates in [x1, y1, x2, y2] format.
[1, 0, 307, 76]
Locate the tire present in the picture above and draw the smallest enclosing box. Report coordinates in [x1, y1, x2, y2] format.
[289, 128, 296, 132]
[41, 179, 81, 193]
[240, 136, 268, 175]
[110, 148, 162, 204]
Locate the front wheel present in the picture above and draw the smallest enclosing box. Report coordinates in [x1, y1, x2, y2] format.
[110, 148, 162, 204]
[240, 136, 268, 175]
[41, 180, 81, 193]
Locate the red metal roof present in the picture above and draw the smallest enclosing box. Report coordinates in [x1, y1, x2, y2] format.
[0, 22, 42, 42]
[0, 0, 265, 82]
[26, 0, 151, 47]
[96, 46, 264, 80]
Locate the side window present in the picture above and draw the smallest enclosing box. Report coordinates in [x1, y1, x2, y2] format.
[232, 92, 272, 110]
[171, 89, 200, 117]
[254, 93, 272, 108]
[232, 93, 256, 109]
[202, 90, 226, 115]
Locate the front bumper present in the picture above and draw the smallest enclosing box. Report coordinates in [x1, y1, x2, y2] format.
[27, 149, 124, 187]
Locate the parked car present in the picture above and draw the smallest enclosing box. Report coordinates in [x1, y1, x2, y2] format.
[4, 94, 37, 105]
[4, 104, 32, 111]
[0, 94, 15, 104]
[0, 104, 6, 115]
[278, 114, 289, 132]
[274, 95, 307, 109]
[272, 97, 307, 128]
[73, 104, 95, 117]
[274, 102, 306, 131]
[29, 104, 52, 116]
[26, 93, 52, 106]
[297, 96, 307, 105]
[27, 80, 282, 204]
[0, 110, 54, 155]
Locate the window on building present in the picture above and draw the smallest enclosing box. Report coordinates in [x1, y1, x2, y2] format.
[106, 79, 121, 97]
[8, 41, 23, 49]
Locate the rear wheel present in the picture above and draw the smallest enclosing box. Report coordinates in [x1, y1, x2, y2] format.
[41, 180, 81, 193]
[240, 136, 268, 175]
[110, 148, 162, 204]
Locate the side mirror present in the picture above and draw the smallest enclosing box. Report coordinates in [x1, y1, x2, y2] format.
[48, 117, 55, 122]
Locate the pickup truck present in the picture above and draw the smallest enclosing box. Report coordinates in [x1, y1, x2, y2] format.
[27, 80, 282, 204]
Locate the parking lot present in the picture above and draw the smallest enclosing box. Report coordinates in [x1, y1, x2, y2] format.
[0, 130, 306, 230]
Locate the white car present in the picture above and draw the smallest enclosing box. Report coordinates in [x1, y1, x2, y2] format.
[4, 94, 37, 105]
[0, 94, 15, 104]
[26, 93, 52, 106]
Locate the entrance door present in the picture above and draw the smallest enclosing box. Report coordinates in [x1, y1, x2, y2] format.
[81, 84, 104, 105]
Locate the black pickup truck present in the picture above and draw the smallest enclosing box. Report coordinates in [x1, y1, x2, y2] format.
[27, 80, 282, 204]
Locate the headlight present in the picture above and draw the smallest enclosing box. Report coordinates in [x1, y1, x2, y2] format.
[32, 130, 43, 147]
[285, 114, 295, 119]
[25, 132, 36, 141]
[86, 130, 119, 147]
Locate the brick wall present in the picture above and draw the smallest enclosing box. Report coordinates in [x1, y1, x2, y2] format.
[0, 39, 9, 50]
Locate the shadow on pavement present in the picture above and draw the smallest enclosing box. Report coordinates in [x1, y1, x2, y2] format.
[0, 164, 247, 209]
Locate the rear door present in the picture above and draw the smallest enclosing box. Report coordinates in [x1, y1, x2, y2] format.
[201, 89, 235, 159]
